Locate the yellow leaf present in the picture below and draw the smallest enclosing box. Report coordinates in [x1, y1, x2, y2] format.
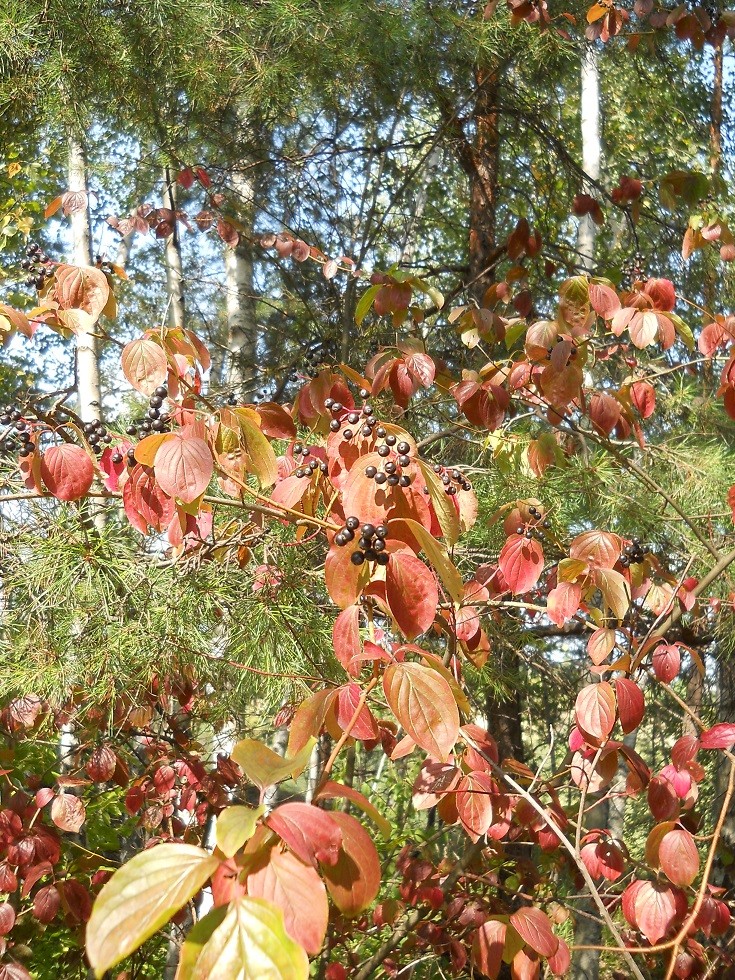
[86, 843, 220, 978]
[215, 805, 264, 859]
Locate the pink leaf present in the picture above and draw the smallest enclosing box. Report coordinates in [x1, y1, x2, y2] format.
[700, 722, 735, 750]
[154, 434, 213, 503]
[575, 682, 616, 744]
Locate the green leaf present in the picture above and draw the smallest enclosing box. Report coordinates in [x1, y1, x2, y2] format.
[416, 459, 461, 548]
[504, 318, 527, 350]
[86, 843, 221, 978]
[183, 896, 309, 979]
[232, 408, 279, 487]
[354, 284, 380, 326]
[669, 313, 695, 351]
[231, 737, 315, 792]
[216, 805, 264, 858]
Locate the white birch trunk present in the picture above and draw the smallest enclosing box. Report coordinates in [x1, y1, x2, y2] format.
[573, 57, 603, 966]
[225, 165, 257, 387]
[68, 137, 101, 425]
[577, 43, 601, 274]
[163, 168, 186, 329]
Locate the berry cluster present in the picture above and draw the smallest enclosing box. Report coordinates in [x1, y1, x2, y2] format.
[516, 506, 551, 540]
[620, 537, 650, 567]
[431, 463, 471, 496]
[365, 430, 413, 488]
[83, 419, 113, 456]
[121, 386, 171, 465]
[334, 518, 390, 566]
[125, 387, 171, 439]
[20, 242, 50, 290]
[293, 443, 329, 478]
[290, 347, 323, 382]
[325, 392, 381, 441]
[0, 405, 33, 457]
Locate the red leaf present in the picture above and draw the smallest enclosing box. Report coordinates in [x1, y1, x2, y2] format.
[589, 392, 622, 436]
[472, 919, 506, 978]
[85, 745, 116, 782]
[653, 643, 681, 683]
[546, 581, 581, 626]
[33, 885, 60, 924]
[50, 793, 86, 833]
[644, 277, 676, 311]
[633, 880, 686, 944]
[176, 167, 195, 188]
[630, 380, 656, 418]
[700, 722, 735, 750]
[498, 534, 544, 594]
[122, 465, 176, 534]
[589, 282, 621, 318]
[266, 802, 343, 868]
[575, 682, 616, 744]
[615, 678, 645, 733]
[383, 662, 459, 762]
[0, 965, 31, 980]
[511, 947, 540, 980]
[659, 828, 699, 887]
[456, 770, 495, 838]
[509, 907, 559, 957]
[121, 337, 168, 396]
[385, 552, 438, 640]
[671, 735, 699, 769]
[154, 434, 213, 503]
[325, 538, 371, 609]
[0, 903, 15, 936]
[40, 445, 94, 501]
[332, 606, 361, 676]
[246, 845, 328, 955]
[320, 811, 380, 917]
[547, 937, 571, 975]
[335, 683, 379, 741]
[404, 352, 435, 388]
[412, 762, 461, 810]
[53, 263, 110, 320]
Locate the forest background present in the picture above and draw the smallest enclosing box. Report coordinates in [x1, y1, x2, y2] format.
[0, 1, 734, 978]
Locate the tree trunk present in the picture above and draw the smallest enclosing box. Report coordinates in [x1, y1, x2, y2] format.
[224, 162, 257, 388]
[576, 43, 601, 274]
[163, 167, 186, 329]
[571, 48, 605, 974]
[485, 681, 524, 762]
[68, 137, 101, 425]
[468, 68, 500, 303]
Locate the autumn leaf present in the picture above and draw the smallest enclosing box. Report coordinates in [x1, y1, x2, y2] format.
[86, 843, 220, 978]
[383, 661, 459, 761]
[40, 445, 94, 501]
[154, 434, 213, 503]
